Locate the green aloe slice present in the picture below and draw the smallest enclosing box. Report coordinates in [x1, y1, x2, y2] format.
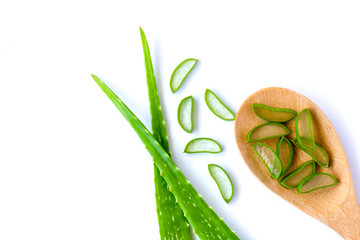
[252, 104, 297, 122]
[208, 164, 234, 203]
[204, 89, 235, 121]
[295, 108, 315, 151]
[170, 58, 198, 93]
[92, 75, 240, 240]
[253, 143, 282, 179]
[246, 123, 290, 142]
[297, 173, 338, 193]
[280, 161, 316, 189]
[292, 138, 329, 168]
[276, 136, 293, 176]
[140, 28, 191, 239]
[177, 96, 193, 133]
[184, 138, 222, 153]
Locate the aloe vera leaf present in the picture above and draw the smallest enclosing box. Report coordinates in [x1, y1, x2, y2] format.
[170, 58, 198, 93]
[92, 75, 240, 240]
[208, 164, 234, 203]
[292, 138, 329, 168]
[204, 89, 235, 121]
[246, 122, 290, 142]
[140, 28, 191, 240]
[279, 160, 316, 189]
[252, 104, 297, 122]
[178, 96, 193, 133]
[295, 108, 315, 151]
[276, 136, 293, 176]
[184, 138, 222, 153]
[253, 143, 282, 179]
[297, 173, 338, 193]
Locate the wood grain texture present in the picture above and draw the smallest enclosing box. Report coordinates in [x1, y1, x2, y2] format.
[234, 87, 360, 239]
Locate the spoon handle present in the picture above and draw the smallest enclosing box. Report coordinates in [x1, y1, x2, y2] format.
[326, 190, 360, 240]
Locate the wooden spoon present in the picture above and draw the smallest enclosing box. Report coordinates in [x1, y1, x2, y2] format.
[234, 87, 360, 239]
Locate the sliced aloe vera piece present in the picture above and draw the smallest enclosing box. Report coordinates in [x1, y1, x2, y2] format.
[208, 164, 234, 203]
[295, 108, 315, 151]
[140, 28, 191, 240]
[280, 160, 316, 188]
[170, 58, 197, 93]
[292, 138, 329, 168]
[184, 138, 222, 153]
[246, 122, 290, 142]
[204, 89, 235, 121]
[276, 136, 293, 176]
[177, 96, 193, 133]
[92, 75, 240, 239]
[298, 173, 338, 193]
[253, 143, 282, 179]
[252, 104, 297, 122]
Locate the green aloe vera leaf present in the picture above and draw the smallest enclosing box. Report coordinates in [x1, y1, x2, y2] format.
[140, 28, 191, 240]
[295, 108, 315, 151]
[297, 173, 338, 194]
[92, 75, 240, 240]
[279, 160, 316, 189]
[184, 138, 222, 153]
[246, 122, 290, 142]
[170, 58, 198, 93]
[253, 143, 283, 179]
[177, 96, 193, 133]
[276, 136, 293, 176]
[292, 138, 329, 168]
[252, 104, 297, 122]
[204, 89, 235, 121]
[208, 164, 234, 203]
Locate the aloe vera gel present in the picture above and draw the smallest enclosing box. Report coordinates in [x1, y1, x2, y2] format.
[184, 138, 222, 153]
[295, 108, 315, 151]
[298, 173, 337, 193]
[276, 136, 293, 176]
[205, 89, 235, 121]
[280, 161, 316, 188]
[208, 164, 234, 203]
[170, 58, 197, 93]
[252, 104, 297, 122]
[247, 123, 290, 142]
[253, 143, 282, 179]
[178, 96, 193, 133]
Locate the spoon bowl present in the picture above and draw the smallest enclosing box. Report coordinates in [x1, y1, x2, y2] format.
[235, 87, 360, 239]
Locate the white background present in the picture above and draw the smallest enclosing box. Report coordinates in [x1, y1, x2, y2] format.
[1, 1, 359, 239]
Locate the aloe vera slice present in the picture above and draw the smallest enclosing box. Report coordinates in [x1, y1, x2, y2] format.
[253, 143, 282, 179]
[177, 96, 193, 133]
[92, 75, 240, 239]
[204, 89, 235, 121]
[252, 104, 297, 122]
[280, 161, 316, 188]
[140, 28, 191, 240]
[292, 138, 329, 168]
[208, 164, 234, 203]
[295, 108, 315, 151]
[246, 122, 290, 142]
[276, 136, 293, 176]
[184, 138, 222, 153]
[297, 173, 338, 193]
[170, 58, 197, 93]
